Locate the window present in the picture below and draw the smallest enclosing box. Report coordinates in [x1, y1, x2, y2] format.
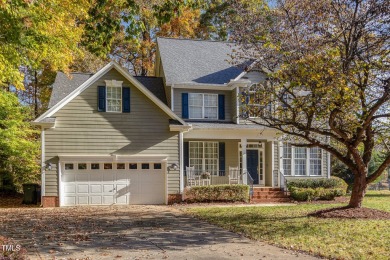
[91, 163, 100, 170]
[310, 147, 322, 176]
[142, 163, 150, 169]
[78, 163, 87, 170]
[282, 144, 322, 176]
[106, 86, 122, 112]
[129, 163, 137, 169]
[189, 93, 218, 119]
[283, 144, 292, 175]
[294, 147, 307, 176]
[65, 163, 74, 170]
[189, 142, 219, 175]
[117, 163, 125, 170]
[104, 163, 113, 170]
[154, 163, 162, 169]
[105, 80, 123, 113]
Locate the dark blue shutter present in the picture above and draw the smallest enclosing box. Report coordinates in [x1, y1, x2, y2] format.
[218, 94, 225, 120]
[184, 142, 189, 175]
[98, 86, 106, 112]
[122, 87, 130, 113]
[182, 93, 189, 119]
[219, 142, 225, 176]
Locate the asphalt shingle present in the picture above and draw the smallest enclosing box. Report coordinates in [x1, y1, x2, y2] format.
[157, 37, 249, 85]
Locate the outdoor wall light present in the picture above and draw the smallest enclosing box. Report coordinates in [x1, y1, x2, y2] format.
[167, 163, 179, 171]
[45, 163, 52, 171]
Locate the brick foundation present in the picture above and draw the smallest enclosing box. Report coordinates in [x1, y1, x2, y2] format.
[168, 194, 182, 204]
[42, 196, 59, 207]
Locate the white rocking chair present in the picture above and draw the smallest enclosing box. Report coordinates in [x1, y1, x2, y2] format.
[229, 166, 241, 184]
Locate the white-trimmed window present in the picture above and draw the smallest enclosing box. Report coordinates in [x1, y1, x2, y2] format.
[282, 144, 292, 175]
[310, 147, 322, 176]
[189, 141, 219, 175]
[106, 80, 122, 112]
[282, 144, 322, 176]
[189, 93, 218, 119]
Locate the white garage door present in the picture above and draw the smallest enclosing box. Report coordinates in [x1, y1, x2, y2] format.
[61, 162, 165, 206]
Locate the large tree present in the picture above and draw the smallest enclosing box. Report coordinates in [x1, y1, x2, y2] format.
[230, 0, 390, 208]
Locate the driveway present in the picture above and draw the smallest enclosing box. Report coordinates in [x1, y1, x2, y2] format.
[0, 206, 318, 259]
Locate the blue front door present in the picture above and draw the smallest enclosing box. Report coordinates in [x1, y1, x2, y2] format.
[247, 150, 259, 184]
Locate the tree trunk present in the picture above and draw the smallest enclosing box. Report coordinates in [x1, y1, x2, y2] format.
[348, 172, 367, 208]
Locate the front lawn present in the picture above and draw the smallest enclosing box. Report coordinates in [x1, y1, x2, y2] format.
[188, 191, 390, 260]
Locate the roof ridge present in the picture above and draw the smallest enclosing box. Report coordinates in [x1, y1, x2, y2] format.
[157, 37, 235, 44]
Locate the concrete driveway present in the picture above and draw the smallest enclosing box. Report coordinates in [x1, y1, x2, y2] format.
[0, 206, 318, 259]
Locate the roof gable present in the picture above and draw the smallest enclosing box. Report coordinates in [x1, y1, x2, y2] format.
[35, 62, 185, 125]
[157, 38, 250, 85]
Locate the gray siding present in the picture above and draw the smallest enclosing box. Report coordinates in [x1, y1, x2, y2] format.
[45, 68, 180, 196]
[173, 88, 233, 121]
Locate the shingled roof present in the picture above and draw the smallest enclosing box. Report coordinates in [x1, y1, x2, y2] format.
[157, 37, 250, 85]
[48, 72, 167, 108]
[48, 72, 93, 108]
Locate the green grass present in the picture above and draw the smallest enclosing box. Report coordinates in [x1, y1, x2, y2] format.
[188, 191, 390, 260]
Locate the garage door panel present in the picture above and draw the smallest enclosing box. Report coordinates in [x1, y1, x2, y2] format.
[103, 184, 115, 193]
[103, 174, 115, 182]
[117, 172, 130, 180]
[64, 184, 76, 194]
[77, 184, 89, 193]
[64, 196, 76, 206]
[90, 173, 103, 182]
[103, 196, 114, 204]
[90, 196, 102, 205]
[63, 174, 75, 182]
[90, 184, 102, 193]
[76, 174, 89, 182]
[78, 196, 89, 205]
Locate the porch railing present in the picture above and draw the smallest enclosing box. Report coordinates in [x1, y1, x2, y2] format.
[245, 170, 254, 200]
[184, 170, 243, 186]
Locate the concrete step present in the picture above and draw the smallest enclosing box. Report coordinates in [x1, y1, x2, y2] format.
[252, 191, 286, 195]
[252, 194, 289, 199]
[252, 187, 282, 192]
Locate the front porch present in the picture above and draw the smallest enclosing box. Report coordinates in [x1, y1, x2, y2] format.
[182, 138, 280, 188]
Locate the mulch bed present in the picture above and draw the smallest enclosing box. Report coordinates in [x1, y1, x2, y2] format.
[309, 206, 390, 220]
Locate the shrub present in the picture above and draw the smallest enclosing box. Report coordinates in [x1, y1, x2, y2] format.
[184, 185, 249, 203]
[288, 177, 347, 201]
[287, 177, 347, 190]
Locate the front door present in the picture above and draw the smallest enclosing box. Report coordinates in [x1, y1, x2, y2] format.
[247, 150, 259, 184]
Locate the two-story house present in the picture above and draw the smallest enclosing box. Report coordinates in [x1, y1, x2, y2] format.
[33, 38, 330, 207]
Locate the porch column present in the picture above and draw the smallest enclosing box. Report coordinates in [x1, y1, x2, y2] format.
[241, 138, 247, 184]
[179, 132, 184, 193]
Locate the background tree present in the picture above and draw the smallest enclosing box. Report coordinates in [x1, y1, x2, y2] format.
[0, 0, 90, 89]
[230, 0, 390, 208]
[0, 90, 40, 192]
